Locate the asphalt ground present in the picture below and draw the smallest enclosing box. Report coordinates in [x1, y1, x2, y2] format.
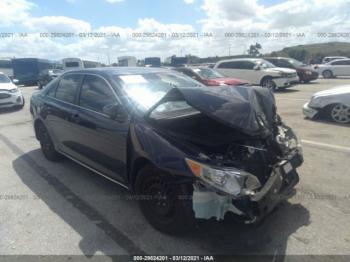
[0, 78, 349, 258]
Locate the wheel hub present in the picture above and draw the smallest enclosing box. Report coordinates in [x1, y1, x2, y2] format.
[332, 104, 350, 123]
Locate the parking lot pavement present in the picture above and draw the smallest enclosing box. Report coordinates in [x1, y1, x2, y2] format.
[0, 80, 349, 256]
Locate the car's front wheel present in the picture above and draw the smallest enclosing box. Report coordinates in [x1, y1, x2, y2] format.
[327, 103, 350, 124]
[322, 70, 333, 79]
[37, 123, 63, 161]
[262, 77, 277, 91]
[135, 165, 195, 234]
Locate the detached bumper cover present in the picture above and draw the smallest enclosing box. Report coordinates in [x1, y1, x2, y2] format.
[193, 152, 303, 221]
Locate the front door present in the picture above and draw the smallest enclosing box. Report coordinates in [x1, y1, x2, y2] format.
[72, 74, 129, 182]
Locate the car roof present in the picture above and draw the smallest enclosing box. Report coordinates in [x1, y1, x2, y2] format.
[329, 58, 350, 63]
[217, 58, 265, 64]
[264, 57, 292, 60]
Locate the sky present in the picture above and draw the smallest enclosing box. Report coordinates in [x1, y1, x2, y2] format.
[0, 0, 350, 63]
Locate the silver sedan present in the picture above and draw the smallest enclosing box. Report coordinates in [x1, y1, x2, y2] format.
[303, 85, 350, 124]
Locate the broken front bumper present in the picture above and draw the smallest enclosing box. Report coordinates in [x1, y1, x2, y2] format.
[192, 152, 302, 222]
[303, 102, 320, 119]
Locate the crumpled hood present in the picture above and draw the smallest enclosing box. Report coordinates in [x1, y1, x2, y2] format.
[148, 85, 277, 137]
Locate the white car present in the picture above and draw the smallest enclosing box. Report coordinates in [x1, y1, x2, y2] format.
[314, 59, 350, 78]
[214, 58, 299, 91]
[322, 56, 348, 64]
[0, 72, 25, 109]
[303, 85, 350, 124]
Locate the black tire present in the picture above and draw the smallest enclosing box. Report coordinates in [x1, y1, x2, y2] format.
[135, 165, 195, 234]
[322, 70, 333, 79]
[325, 103, 350, 124]
[37, 123, 63, 161]
[261, 77, 277, 91]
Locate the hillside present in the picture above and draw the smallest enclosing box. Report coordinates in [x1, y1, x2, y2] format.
[265, 42, 350, 63]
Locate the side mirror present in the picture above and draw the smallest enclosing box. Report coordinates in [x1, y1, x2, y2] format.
[102, 103, 127, 121]
[253, 65, 260, 71]
[12, 79, 19, 85]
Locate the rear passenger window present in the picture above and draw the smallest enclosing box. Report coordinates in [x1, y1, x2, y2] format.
[332, 60, 350, 65]
[217, 61, 241, 69]
[239, 61, 254, 69]
[79, 75, 117, 113]
[46, 78, 59, 97]
[55, 74, 81, 104]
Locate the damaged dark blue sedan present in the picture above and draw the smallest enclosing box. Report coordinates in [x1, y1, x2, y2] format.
[30, 67, 303, 234]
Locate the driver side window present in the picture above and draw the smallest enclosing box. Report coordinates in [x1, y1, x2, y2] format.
[79, 74, 117, 114]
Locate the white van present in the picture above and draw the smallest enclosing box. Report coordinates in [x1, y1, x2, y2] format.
[214, 58, 299, 90]
[118, 56, 137, 67]
[62, 58, 101, 70]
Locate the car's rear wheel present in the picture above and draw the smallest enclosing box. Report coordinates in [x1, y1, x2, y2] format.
[37, 123, 63, 161]
[322, 70, 333, 79]
[135, 165, 195, 234]
[262, 77, 277, 91]
[327, 103, 350, 124]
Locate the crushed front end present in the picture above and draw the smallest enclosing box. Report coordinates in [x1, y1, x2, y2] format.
[185, 117, 303, 223]
[145, 85, 303, 223]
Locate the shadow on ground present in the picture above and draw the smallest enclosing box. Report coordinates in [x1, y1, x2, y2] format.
[12, 148, 310, 258]
[304, 116, 350, 127]
[0, 106, 22, 115]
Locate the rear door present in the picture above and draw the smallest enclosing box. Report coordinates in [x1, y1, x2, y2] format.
[72, 74, 129, 182]
[331, 59, 350, 76]
[216, 61, 248, 79]
[44, 73, 83, 158]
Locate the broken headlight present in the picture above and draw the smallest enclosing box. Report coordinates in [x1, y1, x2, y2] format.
[185, 158, 261, 196]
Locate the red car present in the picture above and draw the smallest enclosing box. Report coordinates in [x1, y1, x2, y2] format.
[174, 67, 249, 86]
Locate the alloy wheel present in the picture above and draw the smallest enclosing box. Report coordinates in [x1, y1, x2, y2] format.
[331, 104, 350, 123]
[263, 79, 276, 91]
